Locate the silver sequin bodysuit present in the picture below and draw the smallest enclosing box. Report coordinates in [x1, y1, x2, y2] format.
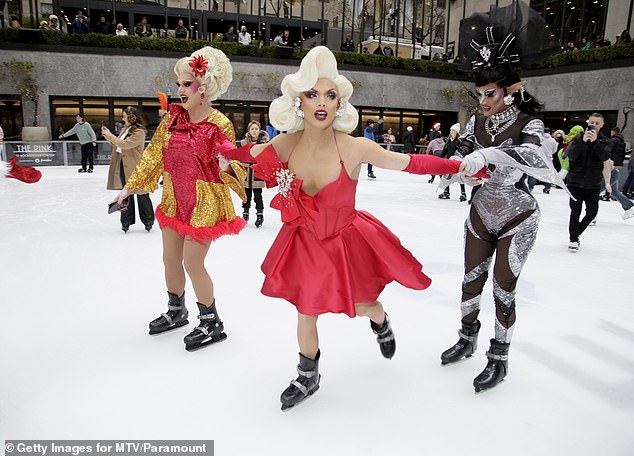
[457, 111, 564, 343]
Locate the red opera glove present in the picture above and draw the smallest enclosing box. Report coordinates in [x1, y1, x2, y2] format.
[404, 154, 460, 175]
[220, 143, 256, 163]
[403, 154, 489, 179]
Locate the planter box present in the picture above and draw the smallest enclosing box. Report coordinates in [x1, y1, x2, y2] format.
[22, 126, 50, 141]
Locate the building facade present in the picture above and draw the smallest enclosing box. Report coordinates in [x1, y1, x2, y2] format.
[6, 1, 634, 56]
[0, 47, 632, 153]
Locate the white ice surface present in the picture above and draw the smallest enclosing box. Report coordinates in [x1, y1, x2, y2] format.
[1, 166, 633, 455]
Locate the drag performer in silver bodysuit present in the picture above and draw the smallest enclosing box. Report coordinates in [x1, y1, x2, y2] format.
[439, 3, 565, 392]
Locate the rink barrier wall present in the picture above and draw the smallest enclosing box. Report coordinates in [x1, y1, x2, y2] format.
[0, 141, 428, 167]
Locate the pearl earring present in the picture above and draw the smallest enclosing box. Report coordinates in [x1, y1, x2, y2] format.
[293, 97, 304, 118]
[503, 93, 514, 106]
[335, 98, 346, 118]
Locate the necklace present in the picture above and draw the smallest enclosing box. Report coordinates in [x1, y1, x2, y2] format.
[484, 105, 519, 142]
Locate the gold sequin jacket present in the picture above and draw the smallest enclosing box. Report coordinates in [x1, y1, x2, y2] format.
[125, 104, 247, 241]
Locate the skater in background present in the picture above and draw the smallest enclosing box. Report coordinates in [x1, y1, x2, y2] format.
[103, 106, 155, 233]
[238, 120, 269, 227]
[437, 123, 467, 201]
[222, 46, 485, 410]
[115, 46, 247, 351]
[440, 4, 565, 392]
[59, 113, 97, 173]
[363, 120, 377, 179]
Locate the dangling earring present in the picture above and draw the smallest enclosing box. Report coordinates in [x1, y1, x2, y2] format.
[199, 92, 204, 106]
[293, 97, 304, 119]
[335, 98, 346, 118]
[503, 93, 514, 106]
[518, 86, 531, 103]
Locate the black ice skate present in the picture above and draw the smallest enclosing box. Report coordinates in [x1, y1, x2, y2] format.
[438, 192, 450, 200]
[473, 339, 509, 392]
[184, 301, 227, 351]
[459, 192, 467, 202]
[148, 291, 189, 335]
[440, 320, 480, 364]
[255, 212, 264, 228]
[242, 207, 250, 222]
[280, 350, 321, 411]
[371, 313, 396, 359]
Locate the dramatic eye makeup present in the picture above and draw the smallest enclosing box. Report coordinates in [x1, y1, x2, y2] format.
[477, 88, 498, 98]
[303, 89, 338, 99]
[176, 81, 196, 88]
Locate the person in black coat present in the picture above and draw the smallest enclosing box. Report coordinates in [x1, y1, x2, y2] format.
[402, 126, 416, 154]
[340, 34, 354, 52]
[95, 15, 114, 35]
[566, 112, 611, 250]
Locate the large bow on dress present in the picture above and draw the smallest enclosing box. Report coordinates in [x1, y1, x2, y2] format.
[251, 146, 318, 227]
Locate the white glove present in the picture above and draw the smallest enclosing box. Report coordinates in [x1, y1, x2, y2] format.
[558, 169, 568, 180]
[462, 151, 486, 175]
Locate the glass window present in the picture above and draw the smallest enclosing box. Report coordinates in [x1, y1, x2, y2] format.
[0, 95, 23, 141]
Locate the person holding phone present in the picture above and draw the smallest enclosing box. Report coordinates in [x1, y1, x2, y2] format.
[564, 112, 611, 252]
[103, 106, 154, 233]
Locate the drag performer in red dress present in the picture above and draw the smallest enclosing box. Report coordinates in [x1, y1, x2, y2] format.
[222, 46, 485, 410]
[116, 46, 247, 351]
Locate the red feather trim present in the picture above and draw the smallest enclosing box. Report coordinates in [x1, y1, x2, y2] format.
[155, 206, 246, 244]
[156, 92, 168, 111]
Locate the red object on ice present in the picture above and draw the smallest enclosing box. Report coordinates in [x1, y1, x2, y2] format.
[6, 156, 42, 184]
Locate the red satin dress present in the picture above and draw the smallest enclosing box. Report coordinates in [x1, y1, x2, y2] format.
[253, 142, 432, 318]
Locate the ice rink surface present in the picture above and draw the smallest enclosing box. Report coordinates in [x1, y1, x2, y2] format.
[1, 166, 632, 455]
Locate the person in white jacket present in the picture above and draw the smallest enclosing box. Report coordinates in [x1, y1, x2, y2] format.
[238, 26, 252, 45]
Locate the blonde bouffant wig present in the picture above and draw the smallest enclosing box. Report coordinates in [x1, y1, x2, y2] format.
[269, 46, 358, 133]
[174, 46, 233, 102]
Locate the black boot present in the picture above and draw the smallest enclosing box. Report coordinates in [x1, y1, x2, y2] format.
[459, 192, 467, 202]
[440, 320, 480, 365]
[184, 300, 227, 351]
[148, 291, 189, 335]
[280, 350, 321, 411]
[438, 191, 450, 200]
[473, 339, 509, 392]
[255, 212, 264, 228]
[371, 313, 396, 359]
[242, 207, 249, 222]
